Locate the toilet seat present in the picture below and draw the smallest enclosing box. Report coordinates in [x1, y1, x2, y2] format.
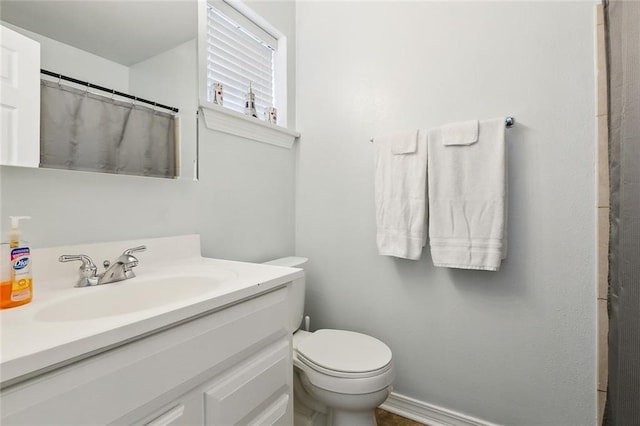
[296, 329, 392, 374]
[294, 329, 394, 394]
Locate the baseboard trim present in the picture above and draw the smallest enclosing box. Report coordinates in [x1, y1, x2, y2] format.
[380, 392, 498, 426]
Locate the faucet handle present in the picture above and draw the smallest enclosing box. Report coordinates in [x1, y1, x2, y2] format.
[59, 254, 98, 287]
[59, 254, 97, 272]
[123, 245, 146, 256]
[118, 245, 146, 274]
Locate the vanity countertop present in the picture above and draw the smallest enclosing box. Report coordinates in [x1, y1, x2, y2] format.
[0, 235, 303, 386]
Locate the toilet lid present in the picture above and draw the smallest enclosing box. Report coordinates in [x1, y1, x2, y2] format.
[296, 329, 392, 374]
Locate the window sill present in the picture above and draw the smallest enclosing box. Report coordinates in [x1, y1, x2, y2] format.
[200, 103, 300, 149]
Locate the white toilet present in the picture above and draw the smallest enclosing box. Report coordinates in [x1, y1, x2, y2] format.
[264, 257, 395, 426]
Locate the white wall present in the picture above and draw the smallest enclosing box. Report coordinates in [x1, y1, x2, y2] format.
[0, 1, 599, 423]
[0, 1, 296, 265]
[295, 2, 597, 425]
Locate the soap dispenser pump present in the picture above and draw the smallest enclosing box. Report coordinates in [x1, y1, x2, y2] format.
[9, 216, 31, 247]
[1, 216, 33, 309]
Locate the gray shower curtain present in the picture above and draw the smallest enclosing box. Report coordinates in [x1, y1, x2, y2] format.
[603, 0, 640, 424]
[40, 80, 178, 178]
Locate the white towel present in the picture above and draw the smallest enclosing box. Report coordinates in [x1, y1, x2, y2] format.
[374, 130, 428, 260]
[441, 119, 479, 146]
[427, 118, 507, 271]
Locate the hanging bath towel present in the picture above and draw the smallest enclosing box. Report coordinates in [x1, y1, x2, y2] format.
[373, 130, 428, 260]
[427, 118, 507, 271]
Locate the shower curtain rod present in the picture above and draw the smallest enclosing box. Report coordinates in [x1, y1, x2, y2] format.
[41, 69, 179, 113]
[368, 116, 516, 143]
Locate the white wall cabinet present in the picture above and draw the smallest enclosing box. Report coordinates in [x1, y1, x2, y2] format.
[0, 24, 40, 168]
[0, 287, 293, 425]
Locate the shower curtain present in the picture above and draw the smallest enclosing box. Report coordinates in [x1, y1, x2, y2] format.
[603, 0, 640, 424]
[40, 80, 178, 178]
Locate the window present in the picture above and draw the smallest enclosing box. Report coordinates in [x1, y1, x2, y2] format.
[206, 1, 276, 119]
[198, 0, 299, 148]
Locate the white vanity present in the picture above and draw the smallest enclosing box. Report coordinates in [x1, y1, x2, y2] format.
[0, 235, 302, 425]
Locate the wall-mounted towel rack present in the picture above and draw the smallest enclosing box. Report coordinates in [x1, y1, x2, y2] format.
[369, 116, 515, 143]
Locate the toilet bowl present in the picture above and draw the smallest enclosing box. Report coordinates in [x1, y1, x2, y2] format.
[263, 257, 395, 426]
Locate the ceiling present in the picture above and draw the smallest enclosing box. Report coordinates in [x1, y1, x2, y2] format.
[0, 0, 197, 66]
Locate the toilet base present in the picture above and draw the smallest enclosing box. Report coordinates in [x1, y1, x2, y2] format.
[296, 370, 391, 426]
[294, 371, 328, 426]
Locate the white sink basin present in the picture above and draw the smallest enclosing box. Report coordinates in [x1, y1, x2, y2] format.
[35, 274, 235, 321]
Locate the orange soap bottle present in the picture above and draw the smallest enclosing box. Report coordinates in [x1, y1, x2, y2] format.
[1, 216, 33, 309]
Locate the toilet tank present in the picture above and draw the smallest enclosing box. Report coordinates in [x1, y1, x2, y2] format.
[263, 257, 308, 333]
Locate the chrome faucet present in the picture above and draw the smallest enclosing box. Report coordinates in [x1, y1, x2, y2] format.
[59, 245, 146, 287]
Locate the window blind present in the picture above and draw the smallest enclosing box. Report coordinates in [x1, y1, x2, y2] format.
[207, 3, 275, 117]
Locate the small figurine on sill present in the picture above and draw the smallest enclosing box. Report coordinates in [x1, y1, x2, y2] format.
[244, 82, 257, 118]
[213, 82, 223, 106]
[266, 107, 277, 124]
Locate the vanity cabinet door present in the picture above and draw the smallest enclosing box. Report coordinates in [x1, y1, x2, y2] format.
[204, 339, 292, 426]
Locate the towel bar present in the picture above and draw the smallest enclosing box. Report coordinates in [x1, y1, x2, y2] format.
[369, 116, 515, 142]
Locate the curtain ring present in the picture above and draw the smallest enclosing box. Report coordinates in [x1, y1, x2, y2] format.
[111, 89, 115, 101]
[57, 74, 62, 88]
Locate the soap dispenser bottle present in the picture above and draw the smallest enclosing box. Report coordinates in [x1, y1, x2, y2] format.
[1, 216, 33, 309]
